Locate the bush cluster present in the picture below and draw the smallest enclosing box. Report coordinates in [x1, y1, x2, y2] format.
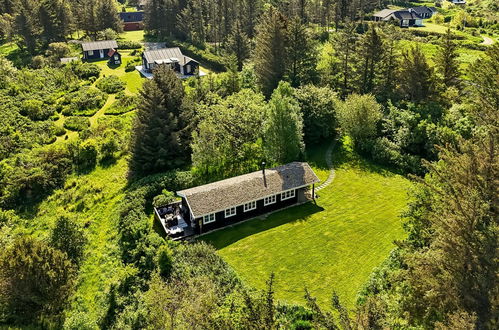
[96, 76, 125, 94]
[61, 87, 107, 116]
[104, 94, 139, 115]
[117, 40, 142, 49]
[64, 116, 91, 131]
[71, 62, 101, 79]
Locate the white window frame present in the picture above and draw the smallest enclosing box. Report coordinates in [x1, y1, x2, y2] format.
[281, 189, 296, 201]
[243, 201, 256, 212]
[88, 50, 94, 56]
[264, 195, 277, 206]
[224, 207, 237, 218]
[203, 213, 215, 224]
[186, 64, 191, 73]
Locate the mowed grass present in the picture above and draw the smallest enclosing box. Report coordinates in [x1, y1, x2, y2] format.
[94, 50, 144, 94]
[202, 139, 412, 309]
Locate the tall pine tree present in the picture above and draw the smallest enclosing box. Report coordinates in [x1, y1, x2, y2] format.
[357, 24, 384, 94]
[435, 28, 460, 88]
[253, 6, 288, 98]
[286, 17, 318, 87]
[129, 66, 189, 177]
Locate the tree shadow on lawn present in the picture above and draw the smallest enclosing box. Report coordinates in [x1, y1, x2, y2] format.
[200, 202, 324, 250]
[333, 137, 405, 178]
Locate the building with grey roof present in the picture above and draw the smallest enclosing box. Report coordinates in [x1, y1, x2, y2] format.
[373, 6, 436, 27]
[141, 47, 199, 76]
[154, 162, 320, 239]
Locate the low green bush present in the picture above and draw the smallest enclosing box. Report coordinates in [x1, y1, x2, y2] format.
[64, 117, 91, 131]
[96, 75, 125, 94]
[104, 94, 139, 115]
[71, 62, 101, 79]
[20, 99, 56, 121]
[117, 40, 142, 50]
[62, 87, 107, 116]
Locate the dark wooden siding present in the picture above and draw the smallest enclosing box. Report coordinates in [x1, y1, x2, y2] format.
[195, 188, 302, 234]
[84, 49, 112, 60]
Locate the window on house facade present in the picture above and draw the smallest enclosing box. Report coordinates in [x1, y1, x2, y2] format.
[186, 64, 191, 73]
[114, 55, 119, 60]
[225, 207, 236, 218]
[281, 189, 296, 201]
[203, 213, 215, 224]
[264, 195, 277, 206]
[88, 50, 94, 56]
[243, 201, 256, 212]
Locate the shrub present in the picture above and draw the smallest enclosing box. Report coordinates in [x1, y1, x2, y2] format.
[152, 189, 175, 208]
[20, 99, 55, 121]
[53, 125, 66, 136]
[104, 94, 139, 115]
[117, 40, 142, 49]
[50, 216, 87, 266]
[97, 28, 119, 41]
[62, 87, 107, 116]
[64, 117, 90, 131]
[99, 131, 121, 162]
[71, 62, 101, 79]
[125, 59, 140, 72]
[96, 75, 125, 94]
[68, 139, 98, 171]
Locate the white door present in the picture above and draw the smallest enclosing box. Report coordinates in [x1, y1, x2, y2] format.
[99, 49, 104, 58]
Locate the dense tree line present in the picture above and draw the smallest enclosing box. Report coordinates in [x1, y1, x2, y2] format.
[0, 0, 122, 53]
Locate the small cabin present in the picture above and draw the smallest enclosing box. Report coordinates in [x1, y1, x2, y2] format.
[108, 48, 121, 65]
[81, 40, 119, 60]
[142, 47, 199, 77]
[119, 11, 144, 31]
[154, 162, 320, 240]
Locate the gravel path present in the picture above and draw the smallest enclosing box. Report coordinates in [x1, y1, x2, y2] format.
[481, 36, 495, 46]
[316, 141, 337, 192]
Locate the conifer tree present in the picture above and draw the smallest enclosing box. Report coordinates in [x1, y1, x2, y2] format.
[357, 24, 384, 94]
[333, 24, 358, 98]
[129, 66, 188, 177]
[226, 21, 250, 71]
[253, 6, 289, 98]
[97, 0, 122, 33]
[435, 28, 460, 88]
[286, 17, 318, 87]
[398, 46, 435, 102]
[13, 0, 41, 53]
[242, 0, 262, 38]
[0, 237, 76, 324]
[263, 81, 304, 164]
[39, 0, 72, 43]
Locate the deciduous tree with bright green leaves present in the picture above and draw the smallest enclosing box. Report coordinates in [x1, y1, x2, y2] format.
[263, 81, 304, 164]
[337, 93, 382, 150]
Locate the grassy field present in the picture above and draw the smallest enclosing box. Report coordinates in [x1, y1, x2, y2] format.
[202, 139, 412, 309]
[21, 158, 129, 326]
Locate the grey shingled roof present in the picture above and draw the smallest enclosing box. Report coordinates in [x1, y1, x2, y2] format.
[178, 162, 320, 218]
[391, 10, 422, 20]
[81, 40, 118, 51]
[143, 47, 198, 65]
[409, 6, 436, 16]
[373, 9, 396, 18]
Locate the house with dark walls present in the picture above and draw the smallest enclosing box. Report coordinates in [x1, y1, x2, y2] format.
[154, 162, 320, 239]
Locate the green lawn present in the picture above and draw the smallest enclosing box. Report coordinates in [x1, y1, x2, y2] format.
[94, 50, 144, 94]
[201, 139, 412, 309]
